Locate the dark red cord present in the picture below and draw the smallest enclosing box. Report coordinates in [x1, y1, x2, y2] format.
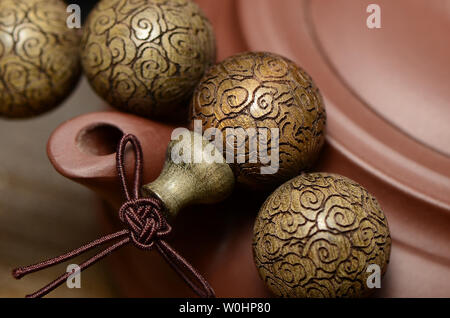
[12, 134, 215, 298]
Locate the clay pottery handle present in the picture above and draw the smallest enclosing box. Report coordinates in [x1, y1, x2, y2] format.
[47, 111, 178, 209]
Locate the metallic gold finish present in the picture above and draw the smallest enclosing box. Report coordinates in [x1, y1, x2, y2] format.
[191, 52, 326, 189]
[142, 131, 234, 220]
[81, 0, 216, 121]
[253, 173, 391, 298]
[0, 0, 81, 118]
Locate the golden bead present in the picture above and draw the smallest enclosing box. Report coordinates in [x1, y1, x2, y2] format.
[253, 173, 391, 297]
[0, 0, 81, 118]
[81, 0, 216, 121]
[191, 52, 326, 189]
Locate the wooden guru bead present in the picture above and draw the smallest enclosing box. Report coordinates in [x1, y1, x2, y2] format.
[0, 0, 81, 118]
[81, 0, 216, 121]
[142, 130, 235, 220]
[191, 52, 326, 189]
[252, 173, 391, 298]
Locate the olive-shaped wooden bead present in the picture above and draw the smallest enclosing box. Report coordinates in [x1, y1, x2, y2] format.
[81, 0, 216, 121]
[0, 0, 81, 118]
[252, 173, 391, 298]
[191, 52, 326, 189]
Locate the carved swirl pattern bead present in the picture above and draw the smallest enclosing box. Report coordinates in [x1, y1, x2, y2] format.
[191, 52, 326, 189]
[253, 173, 391, 297]
[81, 0, 216, 120]
[0, 0, 81, 118]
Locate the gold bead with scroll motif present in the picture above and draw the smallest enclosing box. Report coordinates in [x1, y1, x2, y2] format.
[252, 173, 391, 297]
[0, 0, 81, 118]
[81, 0, 216, 121]
[191, 52, 326, 189]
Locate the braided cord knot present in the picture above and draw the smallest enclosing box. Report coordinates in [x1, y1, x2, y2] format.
[119, 198, 171, 250]
[12, 134, 215, 298]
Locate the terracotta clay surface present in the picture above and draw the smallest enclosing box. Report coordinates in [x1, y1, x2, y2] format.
[46, 0, 450, 297]
[48, 111, 176, 209]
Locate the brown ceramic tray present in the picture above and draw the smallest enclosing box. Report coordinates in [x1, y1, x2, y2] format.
[47, 0, 450, 297]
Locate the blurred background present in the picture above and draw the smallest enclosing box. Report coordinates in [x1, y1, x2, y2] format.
[0, 77, 119, 297]
[0, 0, 114, 297]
